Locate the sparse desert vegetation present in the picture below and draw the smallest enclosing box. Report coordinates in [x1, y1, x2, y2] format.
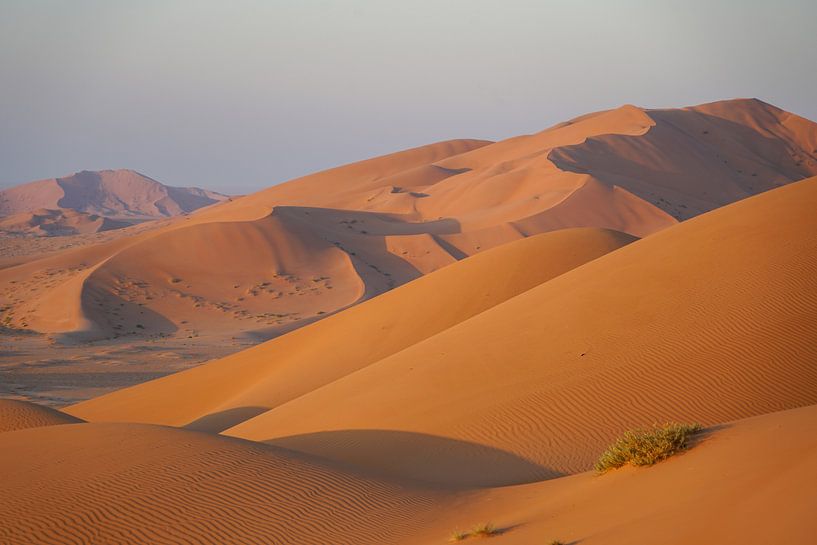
[595, 422, 702, 472]
[449, 522, 500, 541]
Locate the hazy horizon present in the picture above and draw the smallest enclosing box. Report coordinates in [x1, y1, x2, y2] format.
[2, 0, 816, 194]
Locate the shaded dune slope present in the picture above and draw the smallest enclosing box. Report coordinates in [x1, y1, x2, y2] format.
[3, 100, 815, 342]
[221, 177, 817, 485]
[68, 228, 636, 430]
[0, 422, 449, 545]
[0, 399, 84, 433]
[2, 403, 814, 544]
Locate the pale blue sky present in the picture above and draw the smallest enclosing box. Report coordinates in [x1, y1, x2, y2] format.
[1, 0, 815, 193]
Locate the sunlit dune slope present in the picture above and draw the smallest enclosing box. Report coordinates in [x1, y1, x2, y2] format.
[409, 404, 817, 545]
[68, 227, 635, 429]
[0, 399, 84, 433]
[223, 177, 817, 486]
[5, 99, 813, 343]
[2, 403, 814, 544]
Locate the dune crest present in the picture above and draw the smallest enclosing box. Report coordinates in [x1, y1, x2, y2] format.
[0, 399, 84, 433]
[220, 176, 817, 484]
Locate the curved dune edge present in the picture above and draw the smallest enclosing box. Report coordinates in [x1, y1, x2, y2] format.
[67, 227, 636, 428]
[408, 403, 817, 545]
[0, 399, 84, 433]
[6, 99, 814, 343]
[0, 422, 450, 545]
[1, 404, 814, 544]
[221, 177, 817, 485]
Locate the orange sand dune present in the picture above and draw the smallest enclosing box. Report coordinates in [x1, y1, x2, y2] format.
[0, 399, 83, 433]
[218, 176, 817, 485]
[68, 227, 635, 429]
[4, 99, 814, 348]
[2, 402, 814, 544]
[411, 404, 817, 545]
[0, 422, 450, 545]
[4, 99, 816, 410]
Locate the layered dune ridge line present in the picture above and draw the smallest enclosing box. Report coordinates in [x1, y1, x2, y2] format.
[68, 227, 636, 428]
[0, 169, 229, 220]
[3, 99, 815, 346]
[215, 176, 817, 485]
[2, 98, 817, 544]
[0, 399, 84, 433]
[0, 208, 130, 236]
[2, 402, 815, 544]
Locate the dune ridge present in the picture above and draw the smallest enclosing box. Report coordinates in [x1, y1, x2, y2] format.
[217, 176, 817, 485]
[0, 399, 84, 433]
[68, 227, 636, 428]
[2, 402, 815, 544]
[5, 99, 813, 346]
[0, 422, 449, 545]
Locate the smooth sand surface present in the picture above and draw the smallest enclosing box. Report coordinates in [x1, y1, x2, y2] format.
[0, 169, 228, 220]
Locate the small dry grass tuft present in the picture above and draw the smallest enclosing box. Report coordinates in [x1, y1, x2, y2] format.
[595, 422, 702, 473]
[470, 522, 499, 538]
[449, 522, 501, 541]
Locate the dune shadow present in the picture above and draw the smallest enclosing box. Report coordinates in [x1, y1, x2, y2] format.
[185, 406, 269, 433]
[261, 429, 562, 488]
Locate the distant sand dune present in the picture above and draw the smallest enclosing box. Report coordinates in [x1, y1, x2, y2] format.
[2, 403, 815, 544]
[5, 99, 813, 346]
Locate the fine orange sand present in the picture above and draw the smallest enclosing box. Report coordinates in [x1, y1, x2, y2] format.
[1, 99, 817, 544]
[1, 402, 815, 544]
[68, 175, 817, 488]
[0, 399, 83, 433]
[3, 99, 814, 370]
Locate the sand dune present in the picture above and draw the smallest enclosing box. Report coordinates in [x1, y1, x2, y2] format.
[68, 227, 635, 428]
[4, 100, 812, 344]
[0, 422, 450, 545]
[0, 399, 83, 433]
[0, 169, 228, 220]
[3, 99, 816, 404]
[2, 402, 814, 544]
[0, 208, 130, 236]
[217, 176, 817, 485]
[2, 98, 817, 544]
[410, 404, 817, 545]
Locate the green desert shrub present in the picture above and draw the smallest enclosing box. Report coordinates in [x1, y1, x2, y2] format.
[595, 422, 701, 473]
